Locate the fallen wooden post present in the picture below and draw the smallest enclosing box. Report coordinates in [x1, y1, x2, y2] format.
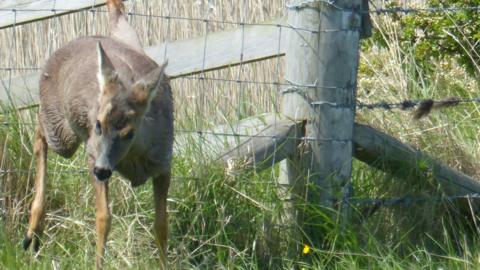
[217, 117, 480, 197]
[219, 119, 303, 175]
[353, 123, 480, 196]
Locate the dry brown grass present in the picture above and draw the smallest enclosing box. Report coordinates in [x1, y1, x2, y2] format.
[0, 0, 286, 126]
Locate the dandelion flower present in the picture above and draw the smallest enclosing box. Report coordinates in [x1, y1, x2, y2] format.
[303, 244, 311, 255]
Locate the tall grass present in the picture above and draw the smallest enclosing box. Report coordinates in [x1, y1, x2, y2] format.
[1, 0, 480, 269]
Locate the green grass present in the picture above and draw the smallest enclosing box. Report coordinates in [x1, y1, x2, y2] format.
[1, 120, 480, 269]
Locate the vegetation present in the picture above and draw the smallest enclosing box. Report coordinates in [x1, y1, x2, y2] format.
[1, 0, 480, 269]
[373, 0, 480, 77]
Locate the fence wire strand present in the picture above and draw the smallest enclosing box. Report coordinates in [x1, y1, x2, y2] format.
[286, 0, 480, 14]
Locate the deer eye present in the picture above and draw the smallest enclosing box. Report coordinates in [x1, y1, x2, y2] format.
[95, 121, 102, 135]
[124, 129, 134, 140]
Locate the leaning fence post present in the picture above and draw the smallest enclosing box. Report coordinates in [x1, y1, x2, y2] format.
[279, 0, 369, 242]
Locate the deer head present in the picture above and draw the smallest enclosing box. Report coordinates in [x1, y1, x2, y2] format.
[89, 42, 166, 181]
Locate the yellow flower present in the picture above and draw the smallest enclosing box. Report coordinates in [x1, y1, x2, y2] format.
[302, 244, 311, 255]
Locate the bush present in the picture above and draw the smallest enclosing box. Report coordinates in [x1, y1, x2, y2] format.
[374, 0, 480, 77]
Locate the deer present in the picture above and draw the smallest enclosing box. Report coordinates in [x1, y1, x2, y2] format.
[22, 0, 173, 268]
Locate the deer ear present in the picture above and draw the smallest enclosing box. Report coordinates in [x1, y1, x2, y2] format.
[97, 42, 118, 96]
[131, 62, 167, 106]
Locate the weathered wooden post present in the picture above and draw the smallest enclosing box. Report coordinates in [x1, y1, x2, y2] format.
[279, 0, 370, 242]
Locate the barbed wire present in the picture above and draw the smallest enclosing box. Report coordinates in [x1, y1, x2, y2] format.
[2, 3, 480, 15]
[0, 96, 473, 125]
[1, 5, 478, 15]
[357, 96, 480, 119]
[2, 95, 479, 128]
[286, 0, 480, 14]
[357, 97, 480, 110]
[371, 5, 480, 15]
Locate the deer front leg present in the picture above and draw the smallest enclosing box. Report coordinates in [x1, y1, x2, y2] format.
[92, 174, 111, 270]
[153, 172, 171, 268]
[23, 125, 48, 252]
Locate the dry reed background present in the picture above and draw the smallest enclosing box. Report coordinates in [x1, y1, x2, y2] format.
[2, 0, 480, 269]
[0, 0, 286, 125]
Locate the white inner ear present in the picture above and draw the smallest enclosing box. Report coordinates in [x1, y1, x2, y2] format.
[97, 43, 106, 98]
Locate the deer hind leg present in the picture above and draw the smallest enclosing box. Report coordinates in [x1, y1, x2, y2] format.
[153, 172, 171, 269]
[91, 168, 112, 270]
[23, 124, 48, 252]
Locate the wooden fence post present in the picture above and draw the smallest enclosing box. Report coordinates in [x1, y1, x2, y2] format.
[279, 0, 366, 242]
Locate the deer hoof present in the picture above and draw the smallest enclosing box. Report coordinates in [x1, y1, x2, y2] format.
[22, 235, 40, 251]
[22, 236, 32, 250]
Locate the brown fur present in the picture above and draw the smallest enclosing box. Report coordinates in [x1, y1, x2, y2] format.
[413, 97, 461, 119]
[24, 1, 173, 269]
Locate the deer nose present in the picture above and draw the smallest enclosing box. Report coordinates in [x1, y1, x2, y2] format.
[93, 167, 112, 181]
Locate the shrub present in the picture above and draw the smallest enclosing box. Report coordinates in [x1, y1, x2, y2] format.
[374, 0, 480, 77]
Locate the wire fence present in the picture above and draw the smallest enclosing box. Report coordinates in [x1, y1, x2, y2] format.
[3, 3, 480, 106]
[3, 2, 480, 15]
[1, 0, 480, 214]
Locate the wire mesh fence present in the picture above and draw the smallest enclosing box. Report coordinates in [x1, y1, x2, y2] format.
[0, 0, 479, 232]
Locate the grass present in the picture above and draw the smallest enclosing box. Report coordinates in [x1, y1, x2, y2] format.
[2, 0, 480, 269]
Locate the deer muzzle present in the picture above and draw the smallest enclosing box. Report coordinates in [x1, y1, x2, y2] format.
[93, 166, 112, 181]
